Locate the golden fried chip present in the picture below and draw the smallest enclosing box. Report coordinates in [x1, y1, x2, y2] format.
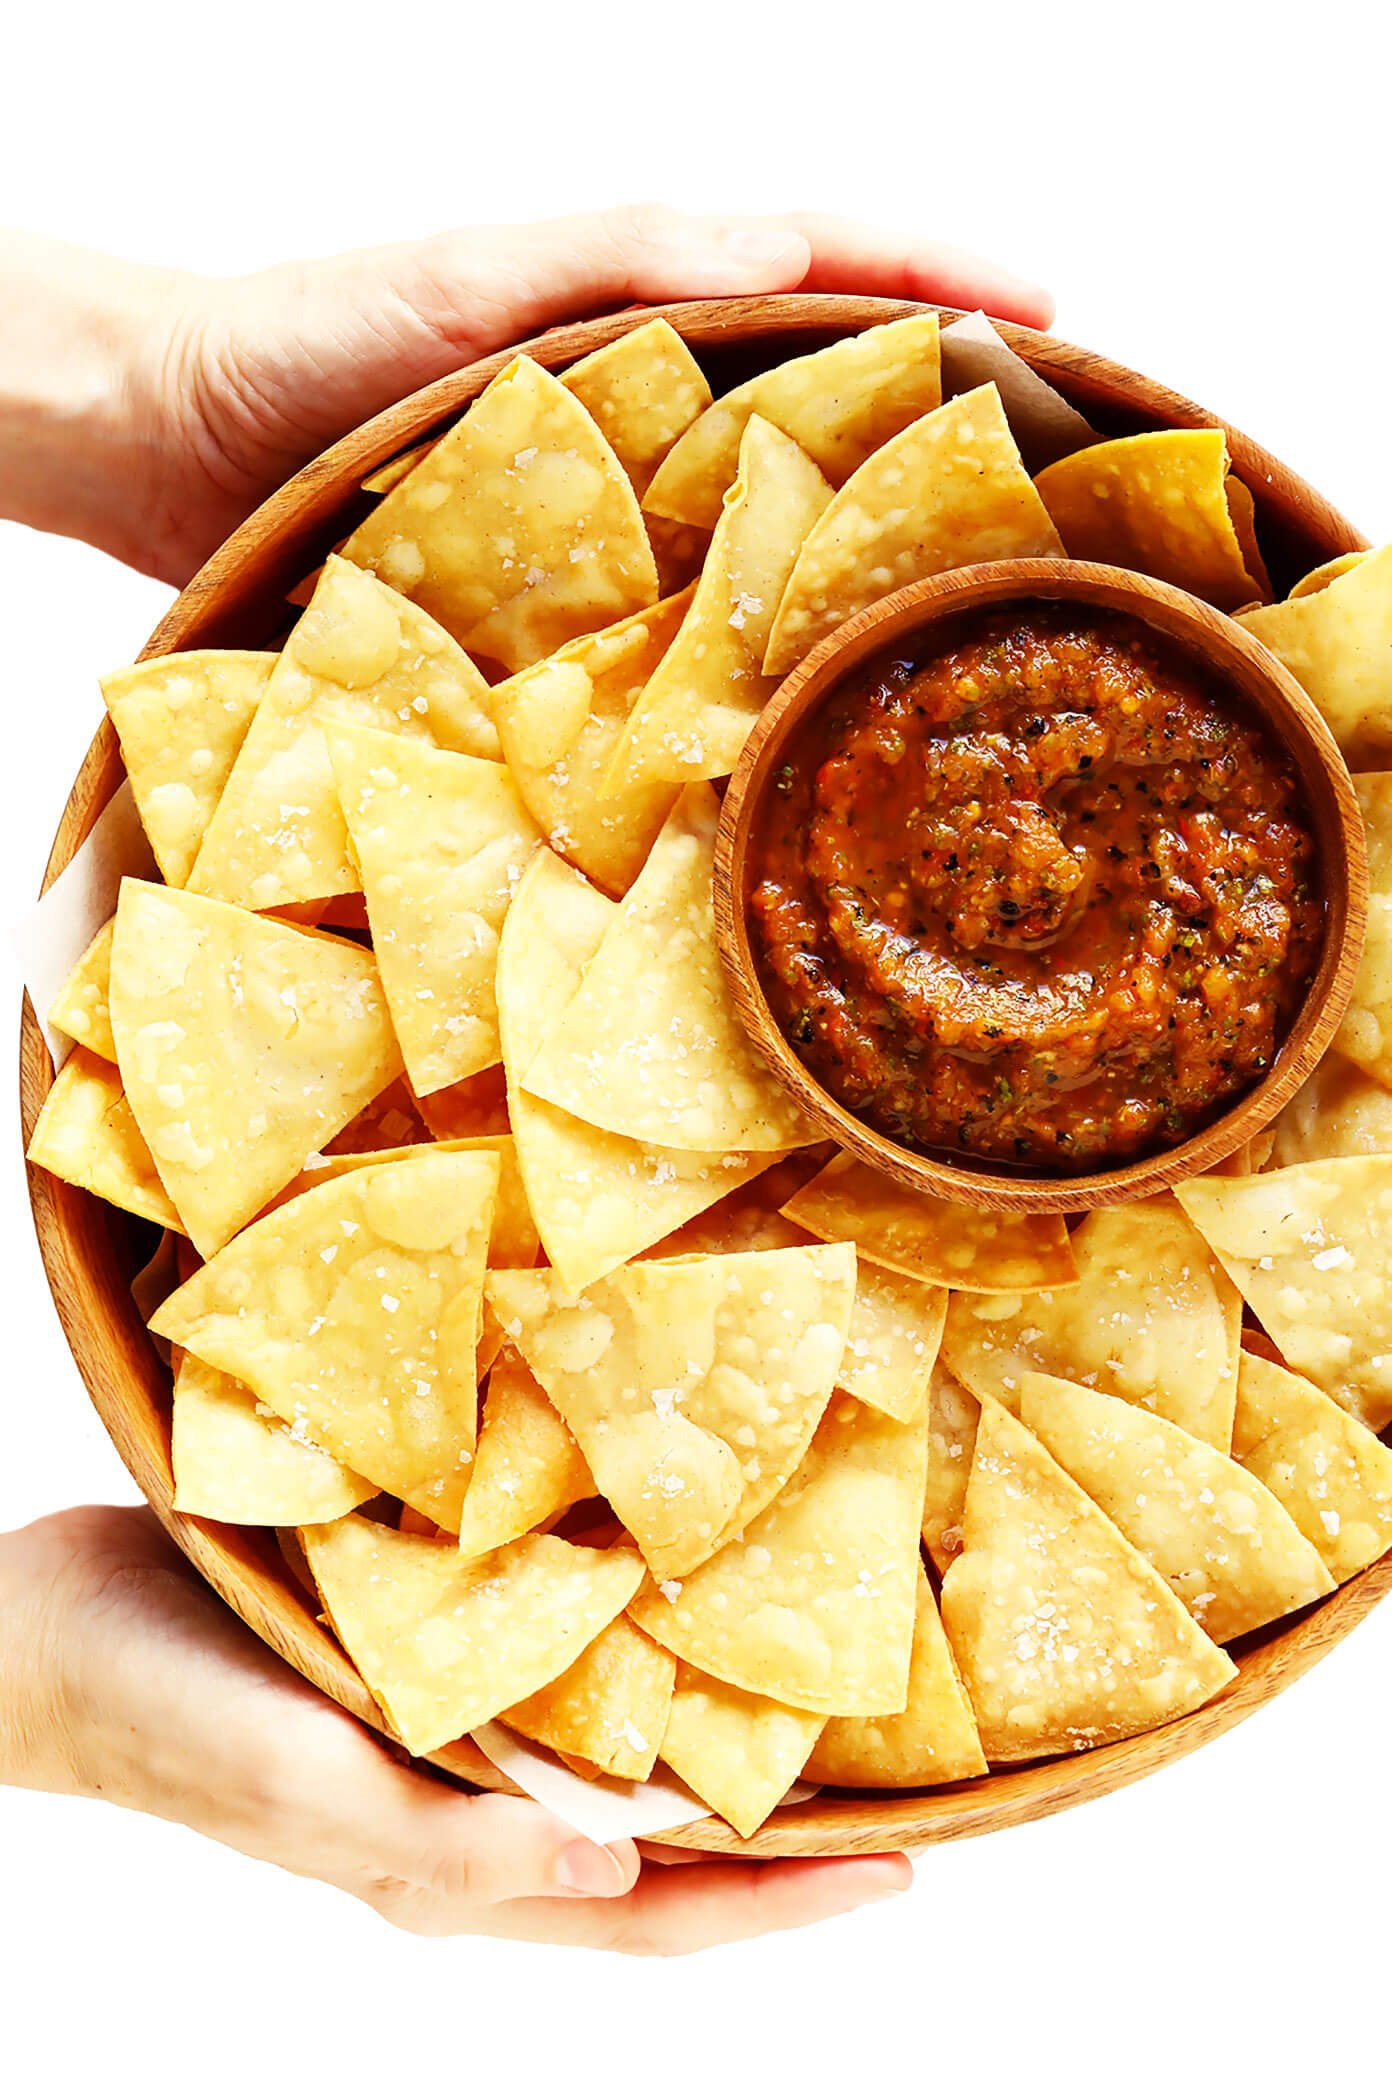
[921, 1361, 981, 1575]
[1019, 1371, 1333, 1643]
[604, 417, 831, 788]
[413, 1064, 510, 1140]
[764, 385, 1063, 675]
[172, 1351, 376, 1524]
[561, 318, 712, 495]
[488, 1241, 855, 1578]
[630, 1392, 927, 1716]
[455, 1345, 593, 1559]
[279, 1132, 537, 1271]
[1035, 428, 1268, 612]
[154, 1148, 499, 1530]
[27, 1047, 183, 1231]
[1237, 544, 1392, 765]
[501, 1614, 676, 1781]
[48, 917, 115, 1062]
[782, 1149, 1076, 1294]
[110, 880, 402, 1255]
[645, 313, 942, 531]
[489, 592, 689, 895]
[1271, 1054, 1392, 1166]
[188, 558, 499, 910]
[302, 1516, 644, 1755]
[1233, 1351, 1392, 1584]
[1288, 550, 1369, 600]
[807, 1569, 986, 1788]
[339, 355, 658, 672]
[1177, 1160, 1392, 1432]
[1330, 773, 1392, 1083]
[940, 1402, 1236, 1761]
[102, 651, 276, 886]
[941, 1196, 1239, 1449]
[520, 788, 810, 1152]
[659, 1662, 823, 1836]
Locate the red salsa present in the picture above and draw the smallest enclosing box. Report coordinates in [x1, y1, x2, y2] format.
[749, 606, 1322, 1172]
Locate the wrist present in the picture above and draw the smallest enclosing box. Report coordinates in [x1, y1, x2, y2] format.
[0, 1513, 93, 1798]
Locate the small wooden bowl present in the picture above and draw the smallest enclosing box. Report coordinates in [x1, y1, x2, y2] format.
[18, 295, 1391, 1856]
[715, 559, 1368, 1215]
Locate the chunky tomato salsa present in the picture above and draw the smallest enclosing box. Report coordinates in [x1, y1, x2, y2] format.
[749, 607, 1322, 1171]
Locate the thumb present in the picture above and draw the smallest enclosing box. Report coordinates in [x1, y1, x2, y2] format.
[387, 1783, 642, 1906]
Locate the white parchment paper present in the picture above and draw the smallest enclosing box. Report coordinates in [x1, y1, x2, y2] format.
[941, 310, 1098, 472]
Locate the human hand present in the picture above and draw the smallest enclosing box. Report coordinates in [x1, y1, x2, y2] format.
[0, 1505, 911, 1951]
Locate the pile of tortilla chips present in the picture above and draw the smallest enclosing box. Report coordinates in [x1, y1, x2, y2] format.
[28, 311, 1392, 1839]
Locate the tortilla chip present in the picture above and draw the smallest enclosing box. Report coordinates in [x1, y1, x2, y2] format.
[1177, 1160, 1392, 1432]
[940, 1401, 1236, 1762]
[324, 1075, 431, 1155]
[1329, 773, 1392, 1083]
[188, 558, 499, 911]
[921, 1361, 981, 1575]
[27, 1047, 183, 1231]
[807, 1569, 987, 1788]
[172, 1350, 377, 1524]
[1223, 474, 1272, 601]
[658, 1662, 823, 1836]
[279, 1133, 537, 1273]
[939, 310, 1097, 471]
[301, 1516, 644, 1756]
[645, 313, 943, 531]
[1288, 550, 1369, 600]
[781, 1150, 1076, 1294]
[327, 721, 541, 1092]
[630, 1391, 927, 1716]
[102, 651, 276, 886]
[488, 1240, 855, 1578]
[764, 385, 1064, 676]
[561, 318, 713, 495]
[941, 1196, 1240, 1450]
[455, 1344, 593, 1559]
[1237, 544, 1392, 765]
[1035, 428, 1268, 612]
[520, 787, 811, 1152]
[1019, 1371, 1333, 1643]
[1232, 1351, 1392, 1584]
[1271, 1055, 1392, 1167]
[413, 1065, 511, 1140]
[647, 518, 711, 596]
[48, 917, 115, 1061]
[153, 1148, 499, 1530]
[501, 1614, 676, 1781]
[339, 355, 658, 672]
[362, 436, 438, 497]
[109, 880, 402, 1255]
[489, 592, 689, 896]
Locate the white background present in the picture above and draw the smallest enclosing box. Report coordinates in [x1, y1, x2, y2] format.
[2, 4, 1388, 2079]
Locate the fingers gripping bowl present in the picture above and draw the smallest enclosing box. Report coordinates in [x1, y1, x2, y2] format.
[19, 294, 1392, 1857]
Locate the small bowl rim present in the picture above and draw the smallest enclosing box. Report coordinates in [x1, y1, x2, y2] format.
[714, 557, 1368, 1215]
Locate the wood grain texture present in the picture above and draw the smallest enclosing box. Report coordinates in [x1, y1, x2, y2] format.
[18, 293, 1388, 1855]
[714, 559, 1368, 1214]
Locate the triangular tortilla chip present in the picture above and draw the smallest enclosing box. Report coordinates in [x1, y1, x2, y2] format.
[604, 417, 832, 789]
[658, 1662, 823, 1836]
[1035, 428, 1268, 613]
[488, 1241, 855, 1578]
[489, 592, 689, 896]
[1237, 543, 1392, 765]
[1177, 1160, 1392, 1432]
[102, 651, 276, 886]
[520, 787, 811, 1152]
[339, 355, 658, 672]
[630, 1391, 927, 1716]
[807, 1569, 987, 1788]
[1271, 1054, 1392, 1166]
[940, 1401, 1236, 1761]
[324, 1073, 430, 1154]
[782, 1150, 1076, 1294]
[498, 848, 781, 1291]
[301, 1516, 644, 1756]
[1233, 1351, 1392, 1584]
[455, 1344, 594, 1560]
[27, 1047, 183, 1232]
[188, 558, 499, 910]
[501, 1613, 676, 1781]
[109, 880, 402, 1255]
[172, 1351, 376, 1525]
[412, 1065, 511, 1141]
[1019, 1371, 1333, 1643]
[941, 1196, 1240, 1449]
[278, 1133, 538, 1271]
[1330, 773, 1392, 1083]
[48, 917, 116, 1062]
[561, 318, 713, 495]
[1289, 550, 1369, 600]
[764, 384, 1064, 675]
[153, 1148, 499, 1530]
[921, 1361, 980, 1575]
[645, 313, 942, 531]
[326, 720, 541, 1092]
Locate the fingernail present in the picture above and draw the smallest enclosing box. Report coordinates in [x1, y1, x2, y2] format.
[554, 1838, 627, 1896]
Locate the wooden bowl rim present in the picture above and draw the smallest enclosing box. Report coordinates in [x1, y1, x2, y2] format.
[714, 557, 1369, 1215]
[18, 291, 1391, 1857]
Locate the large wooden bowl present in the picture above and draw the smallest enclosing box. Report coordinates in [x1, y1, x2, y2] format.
[19, 295, 1389, 1856]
